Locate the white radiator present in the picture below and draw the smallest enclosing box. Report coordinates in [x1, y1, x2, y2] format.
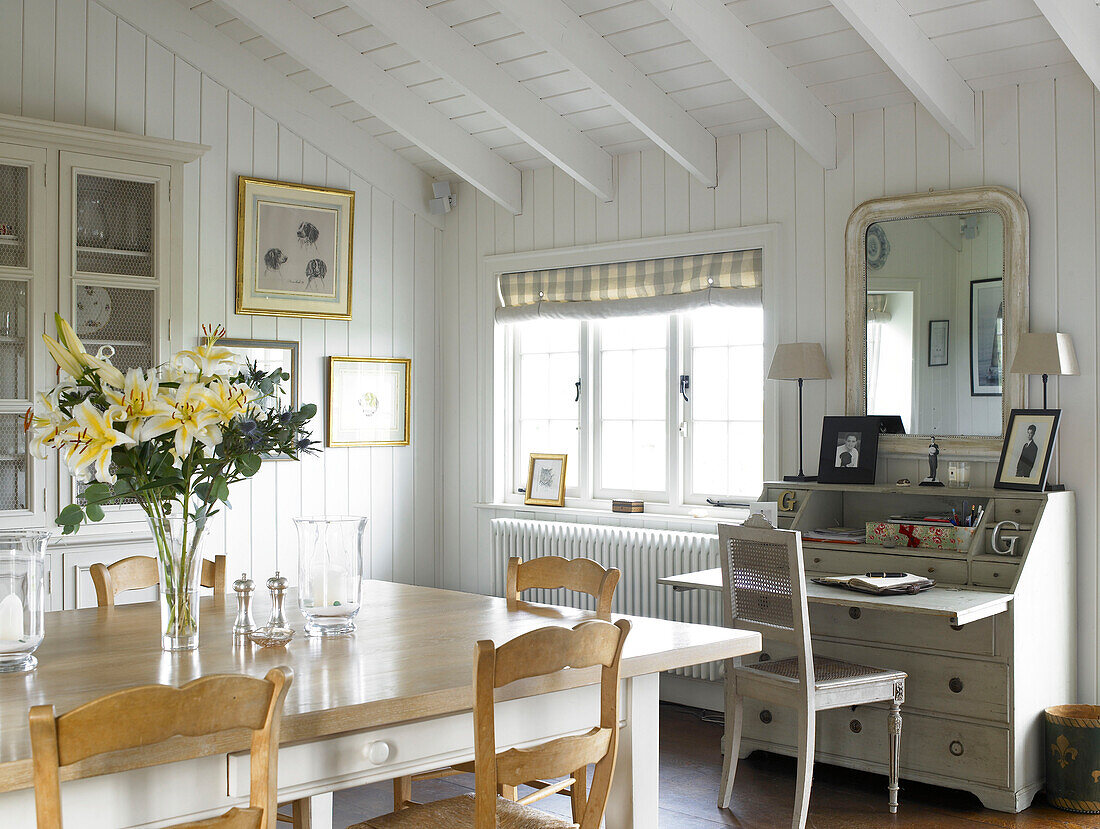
[489, 517, 724, 682]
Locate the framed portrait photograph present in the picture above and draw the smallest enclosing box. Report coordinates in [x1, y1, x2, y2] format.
[994, 409, 1061, 491]
[928, 319, 949, 367]
[219, 338, 299, 410]
[817, 416, 880, 485]
[970, 278, 1004, 397]
[525, 453, 568, 507]
[327, 357, 410, 447]
[236, 176, 355, 320]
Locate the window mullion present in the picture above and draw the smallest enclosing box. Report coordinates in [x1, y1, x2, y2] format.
[668, 315, 682, 507]
[579, 321, 592, 501]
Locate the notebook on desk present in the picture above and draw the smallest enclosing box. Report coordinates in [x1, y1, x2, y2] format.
[812, 572, 936, 595]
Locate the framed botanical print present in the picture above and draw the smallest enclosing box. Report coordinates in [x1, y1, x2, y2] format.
[994, 409, 1060, 491]
[524, 453, 568, 507]
[236, 176, 355, 320]
[928, 319, 949, 367]
[327, 357, 410, 447]
[219, 338, 299, 409]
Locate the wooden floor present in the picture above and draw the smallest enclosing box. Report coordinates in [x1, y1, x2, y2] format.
[328, 704, 1096, 828]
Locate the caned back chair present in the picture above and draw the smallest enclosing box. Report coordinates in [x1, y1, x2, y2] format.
[360, 619, 631, 829]
[90, 553, 227, 607]
[29, 667, 292, 829]
[506, 555, 620, 619]
[717, 517, 906, 829]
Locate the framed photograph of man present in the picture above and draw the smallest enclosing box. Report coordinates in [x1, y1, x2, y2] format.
[970, 278, 1004, 397]
[817, 416, 880, 485]
[994, 409, 1061, 491]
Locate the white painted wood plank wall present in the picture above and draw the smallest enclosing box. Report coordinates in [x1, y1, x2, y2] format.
[0, 0, 441, 590]
[442, 76, 1100, 703]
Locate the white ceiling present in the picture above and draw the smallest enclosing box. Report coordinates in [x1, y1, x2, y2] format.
[179, 0, 1082, 185]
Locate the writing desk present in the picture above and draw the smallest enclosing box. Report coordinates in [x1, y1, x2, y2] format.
[658, 568, 1013, 627]
[0, 580, 759, 828]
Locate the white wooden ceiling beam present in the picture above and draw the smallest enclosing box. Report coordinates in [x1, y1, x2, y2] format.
[484, 0, 716, 187]
[343, 0, 614, 203]
[96, 0, 441, 226]
[1031, 0, 1100, 94]
[220, 0, 522, 214]
[828, 0, 975, 149]
[647, 0, 836, 170]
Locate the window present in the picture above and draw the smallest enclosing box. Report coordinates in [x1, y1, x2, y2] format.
[508, 307, 765, 507]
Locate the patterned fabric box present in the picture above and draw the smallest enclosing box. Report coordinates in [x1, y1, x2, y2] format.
[865, 522, 976, 552]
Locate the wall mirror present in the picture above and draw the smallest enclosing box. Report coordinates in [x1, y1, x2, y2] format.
[845, 187, 1029, 457]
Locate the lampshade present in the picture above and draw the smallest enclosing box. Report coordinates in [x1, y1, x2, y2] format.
[1009, 333, 1080, 377]
[768, 342, 831, 381]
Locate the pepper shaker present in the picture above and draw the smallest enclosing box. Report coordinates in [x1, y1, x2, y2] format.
[266, 571, 290, 630]
[232, 573, 256, 635]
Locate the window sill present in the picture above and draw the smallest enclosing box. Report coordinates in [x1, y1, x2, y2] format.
[474, 501, 750, 530]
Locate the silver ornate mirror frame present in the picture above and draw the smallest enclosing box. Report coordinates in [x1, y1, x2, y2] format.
[844, 186, 1030, 458]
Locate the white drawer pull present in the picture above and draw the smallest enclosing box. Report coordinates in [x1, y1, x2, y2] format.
[365, 741, 392, 765]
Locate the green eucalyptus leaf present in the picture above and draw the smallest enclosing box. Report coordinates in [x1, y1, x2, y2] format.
[237, 454, 262, 478]
[58, 504, 84, 526]
[86, 504, 105, 522]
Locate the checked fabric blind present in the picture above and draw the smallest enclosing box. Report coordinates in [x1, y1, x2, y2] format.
[495, 248, 763, 322]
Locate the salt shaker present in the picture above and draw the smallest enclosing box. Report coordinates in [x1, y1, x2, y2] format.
[232, 573, 256, 635]
[266, 571, 290, 630]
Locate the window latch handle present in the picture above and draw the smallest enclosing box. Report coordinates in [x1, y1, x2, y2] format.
[574, 379, 581, 402]
[679, 374, 690, 403]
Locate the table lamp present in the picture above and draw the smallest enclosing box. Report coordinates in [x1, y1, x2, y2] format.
[1009, 332, 1078, 409]
[768, 343, 831, 482]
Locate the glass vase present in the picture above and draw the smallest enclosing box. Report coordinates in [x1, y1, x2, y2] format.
[0, 530, 49, 673]
[295, 516, 367, 637]
[146, 505, 207, 652]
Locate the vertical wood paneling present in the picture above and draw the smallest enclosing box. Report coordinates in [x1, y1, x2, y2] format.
[370, 187, 395, 582]
[392, 204, 416, 586]
[20, 0, 54, 121]
[144, 41, 174, 140]
[0, 0, 23, 116]
[413, 215, 437, 586]
[84, 2, 115, 130]
[114, 21, 145, 135]
[54, 0, 86, 126]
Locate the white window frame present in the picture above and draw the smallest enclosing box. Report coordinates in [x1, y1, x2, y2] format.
[480, 225, 781, 515]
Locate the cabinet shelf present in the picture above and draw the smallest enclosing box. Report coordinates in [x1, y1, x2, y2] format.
[75, 245, 150, 258]
[0, 237, 20, 247]
[81, 338, 150, 348]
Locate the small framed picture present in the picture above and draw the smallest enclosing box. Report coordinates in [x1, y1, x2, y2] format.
[994, 409, 1061, 491]
[970, 278, 1003, 397]
[816, 416, 880, 485]
[327, 357, 411, 447]
[928, 319, 949, 367]
[236, 176, 355, 320]
[524, 453, 568, 507]
[219, 338, 299, 410]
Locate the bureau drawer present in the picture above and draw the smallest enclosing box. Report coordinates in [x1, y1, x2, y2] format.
[803, 546, 968, 583]
[740, 698, 1010, 788]
[812, 642, 1009, 723]
[971, 561, 1019, 589]
[809, 604, 997, 656]
[993, 498, 1040, 523]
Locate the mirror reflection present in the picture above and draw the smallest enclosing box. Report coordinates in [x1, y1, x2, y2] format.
[865, 211, 1003, 437]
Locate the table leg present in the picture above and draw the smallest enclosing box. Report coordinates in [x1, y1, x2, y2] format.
[605, 673, 660, 829]
[293, 792, 333, 829]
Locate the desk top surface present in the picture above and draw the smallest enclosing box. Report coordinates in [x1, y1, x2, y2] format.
[658, 568, 1013, 626]
[0, 580, 759, 792]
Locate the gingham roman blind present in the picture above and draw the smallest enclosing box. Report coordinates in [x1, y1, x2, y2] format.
[495, 248, 763, 322]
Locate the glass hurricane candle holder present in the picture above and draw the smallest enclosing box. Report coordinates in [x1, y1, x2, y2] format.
[295, 516, 367, 637]
[0, 531, 49, 673]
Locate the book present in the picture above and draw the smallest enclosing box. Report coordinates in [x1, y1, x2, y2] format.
[812, 572, 936, 595]
[612, 499, 644, 514]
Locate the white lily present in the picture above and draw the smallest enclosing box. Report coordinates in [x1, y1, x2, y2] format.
[57, 399, 137, 485]
[27, 392, 76, 459]
[42, 314, 125, 388]
[142, 383, 224, 461]
[202, 379, 257, 424]
[104, 368, 160, 439]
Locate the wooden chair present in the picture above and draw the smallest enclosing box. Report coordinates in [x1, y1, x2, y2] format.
[90, 553, 227, 607]
[392, 554, 621, 814]
[357, 618, 630, 829]
[29, 667, 292, 828]
[717, 517, 906, 829]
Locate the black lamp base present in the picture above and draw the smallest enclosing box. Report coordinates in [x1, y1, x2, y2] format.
[784, 473, 817, 482]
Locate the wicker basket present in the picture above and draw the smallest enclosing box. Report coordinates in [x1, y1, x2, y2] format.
[1045, 705, 1100, 812]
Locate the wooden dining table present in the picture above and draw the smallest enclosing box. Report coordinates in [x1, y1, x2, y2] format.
[0, 579, 760, 828]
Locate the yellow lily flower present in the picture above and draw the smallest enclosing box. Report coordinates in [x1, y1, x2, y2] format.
[27, 392, 75, 460]
[142, 383, 224, 461]
[42, 314, 125, 388]
[104, 368, 160, 439]
[57, 399, 137, 485]
[202, 379, 257, 424]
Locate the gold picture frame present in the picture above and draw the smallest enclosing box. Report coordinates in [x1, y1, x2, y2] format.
[524, 453, 568, 507]
[236, 176, 355, 320]
[327, 356, 411, 447]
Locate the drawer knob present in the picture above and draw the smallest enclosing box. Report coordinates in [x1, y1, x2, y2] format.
[760, 710, 773, 724]
[364, 741, 392, 765]
[849, 719, 862, 734]
[813, 557, 822, 564]
[759, 652, 771, 662]
[949, 740, 964, 757]
[927, 567, 936, 574]
[849, 607, 861, 620]
[949, 677, 964, 694]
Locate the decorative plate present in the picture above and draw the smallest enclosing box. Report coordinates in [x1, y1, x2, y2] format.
[866, 224, 890, 270]
[76, 285, 111, 337]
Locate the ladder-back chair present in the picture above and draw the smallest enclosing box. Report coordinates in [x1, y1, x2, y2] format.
[29, 667, 292, 828]
[361, 619, 631, 829]
[90, 553, 227, 606]
[717, 517, 906, 829]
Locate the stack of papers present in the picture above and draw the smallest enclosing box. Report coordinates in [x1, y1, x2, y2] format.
[802, 527, 866, 544]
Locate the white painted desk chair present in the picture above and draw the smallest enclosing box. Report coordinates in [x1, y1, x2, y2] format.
[717, 517, 906, 829]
